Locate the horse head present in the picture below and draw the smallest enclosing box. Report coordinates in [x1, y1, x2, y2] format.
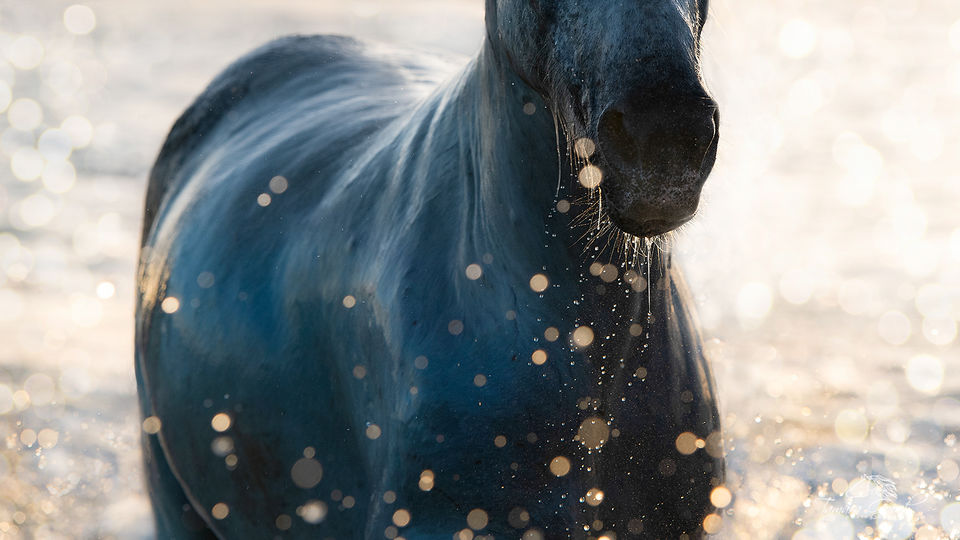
[488, 0, 719, 238]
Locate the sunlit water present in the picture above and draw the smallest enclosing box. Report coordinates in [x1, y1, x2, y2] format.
[0, 0, 959, 538]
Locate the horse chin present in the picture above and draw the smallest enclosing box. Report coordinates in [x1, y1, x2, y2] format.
[602, 169, 701, 238]
[608, 210, 691, 239]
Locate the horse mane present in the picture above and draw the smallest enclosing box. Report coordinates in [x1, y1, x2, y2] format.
[142, 35, 459, 246]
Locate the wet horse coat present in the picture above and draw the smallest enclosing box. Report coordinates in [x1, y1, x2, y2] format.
[137, 4, 722, 539]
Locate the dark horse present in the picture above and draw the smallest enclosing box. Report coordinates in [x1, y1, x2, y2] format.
[137, 0, 723, 538]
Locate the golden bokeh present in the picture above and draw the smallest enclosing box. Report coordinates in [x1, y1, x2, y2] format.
[675, 432, 699, 455]
[160, 296, 180, 314]
[574, 137, 596, 159]
[710, 486, 732, 508]
[529, 273, 549, 293]
[466, 508, 489, 530]
[578, 165, 603, 189]
[576, 416, 610, 450]
[211, 413, 231, 432]
[572, 326, 594, 348]
[584, 488, 604, 507]
[549, 456, 571, 477]
[211, 502, 229, 520]
[392, 509, 411, 527]
[702, 514, 722, 534]
[543, 327, 559, 341]
[142, 416, 162, 434]
[419, 469, 434, 491]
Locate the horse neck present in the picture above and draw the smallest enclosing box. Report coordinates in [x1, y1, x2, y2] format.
[441, 41, 569, 262]
[454, 43, 678, 276]
[391, 39, 677, 310]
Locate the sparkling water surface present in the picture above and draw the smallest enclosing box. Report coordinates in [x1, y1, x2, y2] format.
[0, 0, 958, 538]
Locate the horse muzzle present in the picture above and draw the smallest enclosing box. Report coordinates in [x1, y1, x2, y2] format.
[596, 89, 719, 237]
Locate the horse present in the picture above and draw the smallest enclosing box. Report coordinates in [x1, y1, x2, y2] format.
[136, 0, 723, 538]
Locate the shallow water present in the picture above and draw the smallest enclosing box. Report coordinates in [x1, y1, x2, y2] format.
[0, 1, 958, 538]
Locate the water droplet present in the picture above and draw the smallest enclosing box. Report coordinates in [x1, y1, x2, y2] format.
[906, 354, 943, 394]
[211, 503, 229, 520]
[549, 456, 571, 477]
[161, 296, 180, 314]
[392, 509, 411, 527]
[63, 5, 97, 35]
[675, 432, 699, 455]
[211, 412, 231, 432]
[584, 488, 604, 507]
[298, 500, 327, 524]
[710, 486, 732, 508]
[576, 416, 609, 449]
[574, 138, 596, 159]
[419, 469, 434, 491]
[529, 273, 549, 293]
[7, 36, 45, 70]
[142, 416, 162, 434]
[7, 98, 43, 130]
[578, 165, 603, 189]
[467, 508, 489, 530]
[835, 409, 867, 444]
[702, 514, 723, 534]
[291, 457, 323, 489]
[572, 326, 594, 348]
[197, 272, 215, 288]
[268, 175, 288, 194]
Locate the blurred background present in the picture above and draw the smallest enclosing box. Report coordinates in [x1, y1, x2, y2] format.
[0, 0, 958, 538]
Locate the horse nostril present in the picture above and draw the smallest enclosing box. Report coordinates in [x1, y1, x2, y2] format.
[597, 93, 718, 237]
[596, 109, 638, 166]
[597, 94, 718, 176]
